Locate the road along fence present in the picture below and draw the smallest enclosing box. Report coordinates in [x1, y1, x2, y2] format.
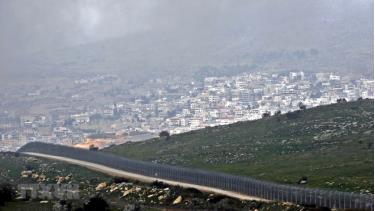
[18, 142, 373, 210]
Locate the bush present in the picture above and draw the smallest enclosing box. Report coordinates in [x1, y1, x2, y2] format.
[0, 183, 16, 206]
[159, 131, 170, 140]
[262, 111, 271, 118]
[298, 102, 306, 110]
[337, 98, 347, 103]
[286, 110, 300, 119]
[83, 196, 109, 211]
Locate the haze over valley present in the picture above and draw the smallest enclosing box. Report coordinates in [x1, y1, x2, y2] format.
[0, 0, 373, 85]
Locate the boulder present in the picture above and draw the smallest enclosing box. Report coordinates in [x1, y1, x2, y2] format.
[95, 182, 107, 191]
[173, 196, 182, 205]
[135, 187, 142, 192]
[122, 189, 133, 197]
[110, 186, 119, 193]
[21, 170, 32, 177]
[56, 176, 65, 184]
[38, 174, 46, 182]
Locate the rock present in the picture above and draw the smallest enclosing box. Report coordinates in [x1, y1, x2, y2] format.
[56, 176, 65, 184]
[110, 186, 119, 193]
[135, 187, 142, 192]
[26, 157, 39, 162]
[173, 196, 182, 205]
[21, 170, 32, 177]
[38, 174, 46, 182]
[299, 180, 307, 184]
[32, 173, 39, 179]
[122, 189, 133, 197]
[95, 182, 107, 191]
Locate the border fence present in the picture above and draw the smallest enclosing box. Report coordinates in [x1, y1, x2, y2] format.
[18, 142, 373, 210]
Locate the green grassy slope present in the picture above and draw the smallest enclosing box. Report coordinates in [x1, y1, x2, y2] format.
[105, 99, 374, 193]
[0, 152, 111, 186]
[0, 153, 303, 211]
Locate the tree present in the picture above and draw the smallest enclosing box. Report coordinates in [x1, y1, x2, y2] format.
[89, 144, 99, 151]
[83, 196, 109, 211]
[262, 111, 271, 118]
[337, 98, 347, 103]
[298, 102, 306, 110]
[159, 131, 170, 140]
[0, 183, 16, 206]
[274, 110, 282, 122]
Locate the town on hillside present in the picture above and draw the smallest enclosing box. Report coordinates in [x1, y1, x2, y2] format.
[0, 71, 373, 151]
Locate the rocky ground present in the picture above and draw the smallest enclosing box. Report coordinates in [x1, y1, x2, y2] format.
[0, 152, 319, 210]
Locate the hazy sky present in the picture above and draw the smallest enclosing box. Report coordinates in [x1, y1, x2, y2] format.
[0, 0, 373, 78]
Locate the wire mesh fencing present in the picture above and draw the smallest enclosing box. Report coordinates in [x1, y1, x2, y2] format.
[18, 142, 374, 210]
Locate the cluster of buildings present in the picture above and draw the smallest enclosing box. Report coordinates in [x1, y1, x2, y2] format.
[117, 71, 373, 134]
[0, 71, 373, 151]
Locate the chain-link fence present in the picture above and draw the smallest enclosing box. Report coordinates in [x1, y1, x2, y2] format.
[18, 142, 374, 210]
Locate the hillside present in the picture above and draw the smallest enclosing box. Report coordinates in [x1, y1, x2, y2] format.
[0, 152, 302, 211]
[105, 99, 374, 193]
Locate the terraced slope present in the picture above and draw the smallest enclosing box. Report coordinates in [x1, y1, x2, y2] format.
[105, 99, 374, 193]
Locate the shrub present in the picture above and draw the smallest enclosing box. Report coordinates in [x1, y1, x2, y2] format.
[83, 196, 109, 211]
[159, 131, 170, 140]
[286, 110, 300, 119]
[262, 111, 271, 118]
[0, 183, 16, 206]
[337, 98, 347, 103]
[298, 102, 306, 110]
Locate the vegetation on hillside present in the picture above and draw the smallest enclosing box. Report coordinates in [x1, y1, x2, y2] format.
[105, 99, 374, 193]
[0, 153, 304, 210]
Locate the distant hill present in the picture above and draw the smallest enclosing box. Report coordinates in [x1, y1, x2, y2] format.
[2, 0, 373, 84]
[105, 99, 374, 193]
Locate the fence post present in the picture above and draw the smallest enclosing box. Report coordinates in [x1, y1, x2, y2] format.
[277, 188, 279, 201]
[314, 189, 316, 206]
[318, 190, 322, 207]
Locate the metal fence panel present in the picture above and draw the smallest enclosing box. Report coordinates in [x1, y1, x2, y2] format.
[18, 142, 374, 210]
